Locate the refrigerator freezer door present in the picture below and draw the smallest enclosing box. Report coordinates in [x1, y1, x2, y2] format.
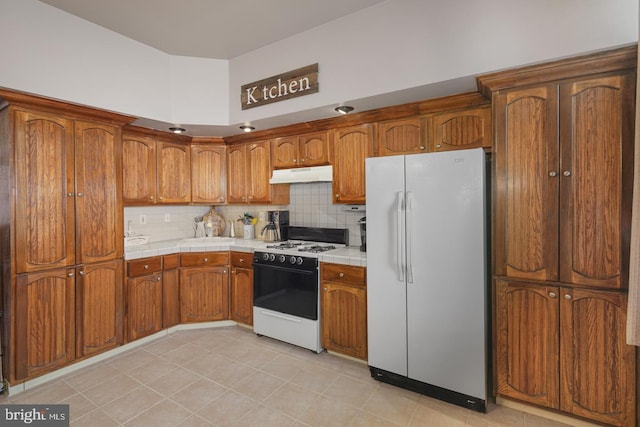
[365, 155, 408, 376]
[405, 148, 487, 399]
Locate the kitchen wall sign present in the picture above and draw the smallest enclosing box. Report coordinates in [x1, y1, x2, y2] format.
[241, 63, 318, 110]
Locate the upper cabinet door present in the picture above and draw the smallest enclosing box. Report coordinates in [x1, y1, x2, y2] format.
[226, 144, 247, 203]
[74, 121, 122, 264]
[246, 141, 271, 204]
[377, 118, 426, 156]
[494, 86, 559, 282]
[559, 73, 635, 289]
[298, 131, 329, 167]
[191, 144, 227, 204]
[271, 136, 299, 169]
[432, 106, 492, 152]
[331, 124, 374, 204]
[14, 110, 75, 273]
[157, 142, 191, 204]
[122, 135, 156, 205]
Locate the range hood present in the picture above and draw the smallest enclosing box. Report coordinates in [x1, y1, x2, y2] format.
[269, 165, 333, 184]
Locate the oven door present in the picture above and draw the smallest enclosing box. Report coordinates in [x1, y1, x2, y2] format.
[253, 263, 318, 320]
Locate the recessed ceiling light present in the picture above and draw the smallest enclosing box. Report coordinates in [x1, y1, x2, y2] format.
[335, 105, 354, 115]
[169, 127, 186, 134]
[240, 125, 255, 132]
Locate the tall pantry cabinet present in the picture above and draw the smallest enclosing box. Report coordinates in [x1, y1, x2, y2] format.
[478, 46, 637, 427]
[0, 91, 133, 384]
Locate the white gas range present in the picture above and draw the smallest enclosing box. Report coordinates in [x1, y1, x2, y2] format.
[252, 227, 348, 352]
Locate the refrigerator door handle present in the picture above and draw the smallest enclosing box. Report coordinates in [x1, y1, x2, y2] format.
[406, 191, 414, 283]
[396, 191, 405, 282]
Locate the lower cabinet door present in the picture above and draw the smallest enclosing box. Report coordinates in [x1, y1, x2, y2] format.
[495, 280, 560, 408]
[560, 287, 636, 427]
[15, 268, 76, 381]
[180, 267, 229, 322]
[321, 281, 367, 360]
[162, 267, 180, 328]
[126, 273, 163, 342]
[230, 267, 253, 325]
[76, 260, 123, 358]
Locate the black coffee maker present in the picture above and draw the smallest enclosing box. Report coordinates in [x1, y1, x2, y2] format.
[359, 217, 366, 252]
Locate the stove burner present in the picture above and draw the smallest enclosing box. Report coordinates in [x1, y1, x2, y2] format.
[265, 242, 303, 249]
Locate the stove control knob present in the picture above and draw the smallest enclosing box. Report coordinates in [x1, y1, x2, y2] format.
[278, 255, 286, 263]
[269, 253, 276, 262]
[296, 257, 304, 265]
[289, 256, 297, 264]
[262, 253, 269, 261]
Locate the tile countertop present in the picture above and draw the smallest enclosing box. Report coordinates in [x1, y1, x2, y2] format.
[124, 238, 367, 267]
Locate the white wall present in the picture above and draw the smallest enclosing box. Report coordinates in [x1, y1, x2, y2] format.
[229, 0, 638, 124]
[0, 0, 229, 125]
[1, 0, 637, 129]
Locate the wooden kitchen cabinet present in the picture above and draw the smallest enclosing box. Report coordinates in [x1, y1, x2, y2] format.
[479, 48, 638, 427]
[376, 117, 427, 156]
[230, 251, 253, 325]
[125, 257, 163, 342]
[496, 280, 636, 427]
[226, 140, 289, 204]
[493, 73, 635, 289]
[122, 127, 192, 205]
[14, 268, 76, 381]
[330, 124, 374, 204]
[320, 263, 367, 360]
[431, 106, 491, 152]
[191, 142, 227, 204]
[75, 260, 123, 359]
[14, 112, 123, 271]
[157, 141, 191, 204]
[122, 134, 157, 204]
[14, 110, 76, 273]
[272, 131, 330, 169]
[74, 120, 123, 264]
[179, 252, 229, 323]
[162, 254, 180, 328]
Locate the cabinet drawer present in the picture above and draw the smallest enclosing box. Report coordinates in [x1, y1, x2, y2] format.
[321, 263, 366, 286]
[230, 251, 253, 268]
[163, 254, 179, 270]
[127, 257, 162, 278]
[180, 252, 229, 267]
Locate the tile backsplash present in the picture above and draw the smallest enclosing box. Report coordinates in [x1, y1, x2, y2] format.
[124, 183, 365, 245]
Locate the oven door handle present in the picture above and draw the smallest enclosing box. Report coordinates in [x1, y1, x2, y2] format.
[252, 263, 316, 275]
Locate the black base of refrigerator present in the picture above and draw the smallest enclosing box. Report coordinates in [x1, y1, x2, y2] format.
[369, 366, 487, 413]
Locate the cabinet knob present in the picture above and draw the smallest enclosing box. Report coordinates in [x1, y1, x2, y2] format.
[203, 258, 208, 262]
[68, 192, 74, 197]
[149, 196, 154, 200]
[420, 146, 425, 150]
[436, 144, 441, 149]
[293, 159, 297, 163]
[301, 158, 306, 162]
[223, 270, 227, 274]
[68, 272, 74, 277]
[239, 258, 244, 262]
[335, 193, 340, 199]
[564, 294, 572, 300]
[338, 272, 345, 278]
[144, 265, 149, 269]
[79, 271, 84, 276]
[323, 287, 327, 291]
[220, 197, 225, 202]
[549, 171, 557, 177]
[157, 276, 161, 281]
[563, 170, 572, 177]
[548, 291, 557, 298]
[77, 192, 83, 197]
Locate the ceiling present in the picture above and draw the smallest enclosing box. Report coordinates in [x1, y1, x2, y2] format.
[38, 0, 388, 59]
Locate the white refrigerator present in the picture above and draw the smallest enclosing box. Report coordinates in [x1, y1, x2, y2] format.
[365, 148, 488, 412]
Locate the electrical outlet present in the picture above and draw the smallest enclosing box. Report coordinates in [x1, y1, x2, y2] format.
[164, 213, 171, 223]
[139, 214, 146, 225]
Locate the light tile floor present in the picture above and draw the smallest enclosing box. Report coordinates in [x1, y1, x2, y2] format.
[1, 326, 572, 426]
